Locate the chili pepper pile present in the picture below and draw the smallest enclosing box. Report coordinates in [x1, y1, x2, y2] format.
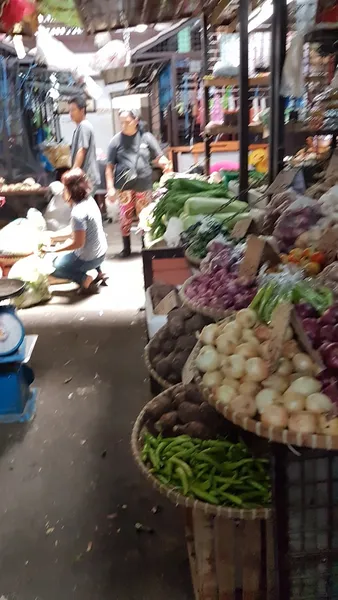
[280, 247, 326, 276]
[142, 433, 271, 508]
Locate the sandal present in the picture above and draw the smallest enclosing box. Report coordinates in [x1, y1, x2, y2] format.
[93, 272, 109, 286]
[77, 282, 100, 296]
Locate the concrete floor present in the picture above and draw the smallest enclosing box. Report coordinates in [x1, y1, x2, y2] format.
[0, 226, 192, 600]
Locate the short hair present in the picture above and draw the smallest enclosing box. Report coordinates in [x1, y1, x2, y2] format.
[61, 168, 90, 203]
[68, 95, 87, 112]
[118, 108, 140, 120]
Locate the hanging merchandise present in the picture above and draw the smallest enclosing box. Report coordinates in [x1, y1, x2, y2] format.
[210, 92, 223, 125]
[0, 0, 35, 32]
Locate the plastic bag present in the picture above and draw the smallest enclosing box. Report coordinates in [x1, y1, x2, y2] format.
[106, 200, 120, 223]
[27, 208, 47, 232]
[0, 219, 40, 256]
[44, 182, 72, 232]
[163, 217, 184, 248]
[9, 255, 52, 309]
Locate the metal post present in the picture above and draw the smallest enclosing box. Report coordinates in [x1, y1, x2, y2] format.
[239, 0, 249, 202]
[269, 0, 288, 182]
[201, 12, 211, 176]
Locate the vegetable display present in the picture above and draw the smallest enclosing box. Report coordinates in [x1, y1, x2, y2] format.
[144, 384, 227, 439]
[280, 247, 326, 276]
[273, 205, 322, 253]
[150, 282, 178, 309]
[195, 309, 338, 435]
[148, 308, 210, 384]
[141, 432, 271, 508]
[181, 217, 228, 260]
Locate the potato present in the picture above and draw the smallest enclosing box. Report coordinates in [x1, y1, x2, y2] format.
[172, 390, 187, 408]
[185, 384, 204, 405]
[178, 401, 202, 424]
[173, 421, 211, 439]
[155, 411, 178, 433]
[167, 372, 181, 384]
[167, 316, 185, 338]
[184, 314, 206, 333]
[156, 357, 172, 378]
[162, 339, 176, 355]
[172, 352, 189, 375]
[145, 395, 173, 420]
[199, 402, 223, 429]
[176, 335, 197, 353]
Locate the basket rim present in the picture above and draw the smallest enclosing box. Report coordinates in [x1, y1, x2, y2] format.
[131, 384, 272, 520]
[144, 340, 172, 389]
[184, 246, 202, 267]
[179, 275, 235, 320]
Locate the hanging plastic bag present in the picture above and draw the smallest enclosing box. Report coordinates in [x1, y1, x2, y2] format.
[8, 255, 52, 309]
[106, 200, 120, 223]
[163, 217, 184, 248]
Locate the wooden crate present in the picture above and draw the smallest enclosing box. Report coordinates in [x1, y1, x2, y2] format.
[185, 508, 275, 600]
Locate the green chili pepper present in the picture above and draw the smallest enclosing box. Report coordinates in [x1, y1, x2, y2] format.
[148, 447, 160, 470]
[168, 456, 193, 477]
[250, 286, 266, 311]
[190, 486, 219, 505]
[221, 492, 243, 507]
[176, 466, 189, 495]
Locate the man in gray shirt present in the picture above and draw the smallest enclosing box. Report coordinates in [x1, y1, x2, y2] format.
[69, 96, 100, 193]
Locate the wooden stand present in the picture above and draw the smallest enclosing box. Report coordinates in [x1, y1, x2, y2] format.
[185, 508, 275, 600]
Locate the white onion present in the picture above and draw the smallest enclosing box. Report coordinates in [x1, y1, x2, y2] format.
[228, 395, 256, 417]
[277, 358, 293, 377]
[235, 308, 256, 329]
[200, 324, 219, 345]
[283, 340, 300, 359]
[319, 416, 338, 435]
[292, 353, 314, 374]
[289, 377, 321, 396]
[262, 374, 289, 394]
[221, 322, 242, 344]
[222, 378, 240, 390]
[241, 329, 260, 345]
[196, 345, 220, 372]
[261, 405, 288, 429]
[283, 391, 306, 413]
[216, 334, 236, 355]
[215, 385, 237, 406]
[227, 354, 246, 379]
[305, 393, 332, 414]
[256, 389, 281, 414]
[202, 371, 223, 388]
[260, 341, 271, 361]
[239, 381, 261, 397]
[236, 343, 259, 359]
[288, 411, 317, 434]
[245, 357, 269, 382]
[254, 325, 271, 342]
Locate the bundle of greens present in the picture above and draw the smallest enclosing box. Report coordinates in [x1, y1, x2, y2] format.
[181, 217, 228, 259]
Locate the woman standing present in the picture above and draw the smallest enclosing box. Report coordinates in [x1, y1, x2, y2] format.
[45, 168, 107, 293]
[105, 109, 171, 258]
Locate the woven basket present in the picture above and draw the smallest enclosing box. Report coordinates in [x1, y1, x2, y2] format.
[131, 386, 271, 520]
[144, 341, 172, 389]
[0, 254, 32, 268]
[179, 276, 234, 320]
[185, 246, 202, 268]
[192, 340, 338, 452]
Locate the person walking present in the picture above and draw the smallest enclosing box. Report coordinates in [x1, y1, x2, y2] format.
[105, 109, 171, 258]
[69, 96, 101, 194]
[45, 168, 108, 294]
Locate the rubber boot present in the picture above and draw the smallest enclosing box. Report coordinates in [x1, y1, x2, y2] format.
[118, 236, 131, 258]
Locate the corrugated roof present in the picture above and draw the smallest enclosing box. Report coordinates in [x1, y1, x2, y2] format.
[74, 0, 220, 33]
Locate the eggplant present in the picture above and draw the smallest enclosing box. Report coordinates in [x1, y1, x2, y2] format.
[320, 305, 338, 325]
[302, 318, 319, 343]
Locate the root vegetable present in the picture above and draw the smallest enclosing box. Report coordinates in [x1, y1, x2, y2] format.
[292, 353, 314, 374]
[172, 391, 188, 408]
[178, 402, 202, 424]
[167, 317, 185, 338]
[241, 329, 260, 345]
[256, 389, 281, 413]
[216, 334, 236, 355]
[145, 396, 173, 420]
[235, 308, 257, 329]
[261, 405, 288, 429]
[200, 324, 219, 345]
[196, 345, 220, 372]
[319, 416, 338, 435]
[236, 343, 259, 359]
[283, 392, 306, 413]
[173, 422, 211, 439]
[228, 354, 246, 379]
[277, 358, 293, 377]
[155, 411, 178, 432]
[222, 378, 241, 390]
[254, 325, 271, 342]
[221, 322, 242, 343]
[239, 381, 261, 396]
[202, 371, 223, 388]
[245, 357, 269, 382]
[305, 393, 332, 414]
[215, 385, 237, 406]
[289, 377, 321, 395]
[288, 411, 317, 434]
[156, 357, 172, 378]
[228, 395, 256, 417]
[262, 374, 289, 394]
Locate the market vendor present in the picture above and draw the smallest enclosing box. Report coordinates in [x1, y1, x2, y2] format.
[69, 96, 101, 194]
[105, 109, 171, 258]
[43, 169, 107, 294]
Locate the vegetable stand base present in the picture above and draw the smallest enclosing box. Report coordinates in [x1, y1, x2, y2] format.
[185, 507, 275, 600]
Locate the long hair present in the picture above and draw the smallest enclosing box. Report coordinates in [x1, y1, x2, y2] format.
[61, 168, 90, 203]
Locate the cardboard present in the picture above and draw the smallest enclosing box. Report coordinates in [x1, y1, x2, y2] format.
[239, 236, 266, 279]
[153, 290, 179, 315]
[290, 310, 324, 369]
[266, 168, 301, 195]
[231, 217, 258, 240]
[182, 344, 198, 384]
[268, 302, 292, 370]
[317, 228, 338, 264]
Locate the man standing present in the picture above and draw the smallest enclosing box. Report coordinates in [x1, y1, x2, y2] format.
[68, 96, 100, 194]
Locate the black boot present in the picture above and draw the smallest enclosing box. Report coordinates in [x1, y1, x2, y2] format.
[118, 236, 131, 258]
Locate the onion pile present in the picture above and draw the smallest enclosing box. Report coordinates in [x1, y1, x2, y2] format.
[184, 268, 257, 312]
[195, 309, 338, 435]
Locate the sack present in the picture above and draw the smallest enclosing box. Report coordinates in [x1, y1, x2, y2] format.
[9, 255, 52, 309]
[0, 219, 40, 256]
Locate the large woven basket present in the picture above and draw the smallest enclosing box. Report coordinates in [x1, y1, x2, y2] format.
[192, 340, 338, 451]
[180, 276, 234, 320]
[131, 386, 272, 520]
[144, 340, 172, 389]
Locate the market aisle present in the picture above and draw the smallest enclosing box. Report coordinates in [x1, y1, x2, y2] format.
[0, 225, 192, 600]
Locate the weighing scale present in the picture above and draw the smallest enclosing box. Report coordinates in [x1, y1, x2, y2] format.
[0, 279, 37, 423]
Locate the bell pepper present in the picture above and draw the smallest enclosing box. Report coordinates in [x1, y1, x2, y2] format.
[311, 251, 325, 264]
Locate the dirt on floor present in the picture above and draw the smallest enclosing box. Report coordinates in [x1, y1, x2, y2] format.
[0, 226, 193, 600]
